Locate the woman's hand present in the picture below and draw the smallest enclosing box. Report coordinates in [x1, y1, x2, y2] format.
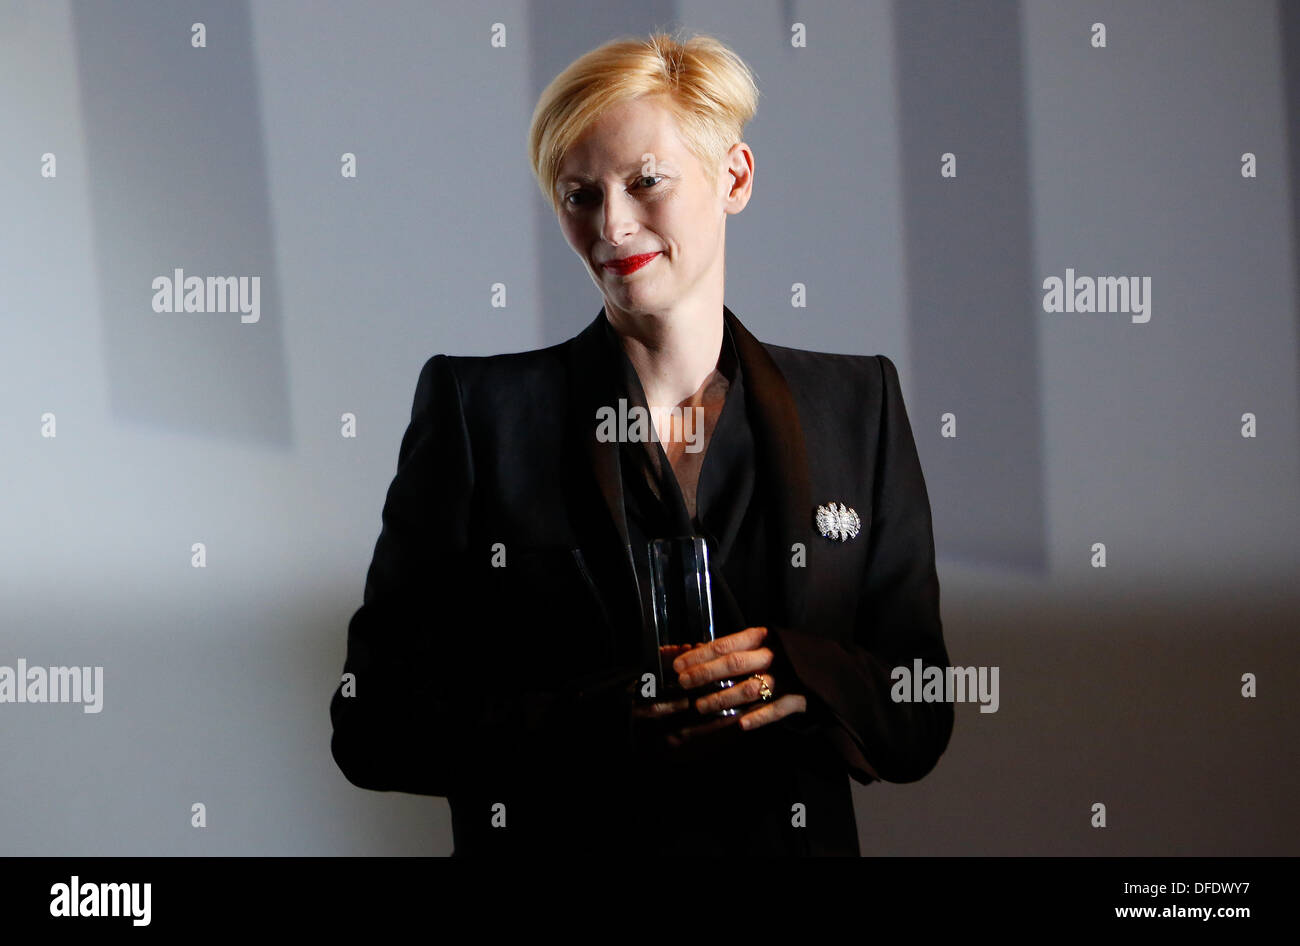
[673, 626, 807, 730]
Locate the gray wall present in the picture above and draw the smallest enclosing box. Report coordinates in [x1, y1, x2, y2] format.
[0, 0, 1295, 855]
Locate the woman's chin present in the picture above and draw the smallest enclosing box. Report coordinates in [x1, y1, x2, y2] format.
[608, 284, 667, 310]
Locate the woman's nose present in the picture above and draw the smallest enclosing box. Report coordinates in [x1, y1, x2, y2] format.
[600, 190, 638, 245]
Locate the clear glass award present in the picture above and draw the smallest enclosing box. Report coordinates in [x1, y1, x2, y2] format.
[648, 536, 740, 716]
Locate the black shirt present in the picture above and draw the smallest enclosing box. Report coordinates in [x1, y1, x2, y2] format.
[595, 315, 850, 855]
[601, 315, 772, 645]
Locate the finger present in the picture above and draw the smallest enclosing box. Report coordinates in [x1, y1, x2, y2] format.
[630, 696, 690, 719]
[663, 712, 740, 750]
[672, 626, 767, 673]
[678, 646, 772, 689]
[693, 673, 774, 715]
[680, 647, 773, 689]
[737, 693, 807, 731]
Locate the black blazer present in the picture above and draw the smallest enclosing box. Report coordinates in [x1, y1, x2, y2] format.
[330, 305, 953, 855]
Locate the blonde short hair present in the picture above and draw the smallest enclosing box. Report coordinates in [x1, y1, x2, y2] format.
[528, 31, 760, 214]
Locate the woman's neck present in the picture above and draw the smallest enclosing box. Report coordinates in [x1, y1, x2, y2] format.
[606, 301, 725, 411]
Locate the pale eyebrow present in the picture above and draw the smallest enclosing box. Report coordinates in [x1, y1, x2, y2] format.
[557, 161, 674, 189]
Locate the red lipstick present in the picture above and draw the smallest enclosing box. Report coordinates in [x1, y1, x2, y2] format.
[602, 252, 661, 275]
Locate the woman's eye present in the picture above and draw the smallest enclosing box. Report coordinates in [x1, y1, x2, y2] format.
[565, 176, 661, 207]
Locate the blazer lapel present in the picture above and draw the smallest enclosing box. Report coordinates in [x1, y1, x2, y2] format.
[563, 310, 652, 663]
[722, 305, 813, 631]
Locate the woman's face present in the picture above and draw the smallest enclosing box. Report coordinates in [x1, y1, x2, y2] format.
[554, 94, 751, 322]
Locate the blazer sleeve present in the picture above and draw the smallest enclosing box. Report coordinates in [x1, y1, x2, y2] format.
[329, 354, 639, 797]
[766, 354, 953, 784]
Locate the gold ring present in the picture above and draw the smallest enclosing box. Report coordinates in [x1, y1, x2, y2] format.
[753, 673, 774, 702]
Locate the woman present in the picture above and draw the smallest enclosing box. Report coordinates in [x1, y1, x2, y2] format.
[330, 31, 953, 856]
